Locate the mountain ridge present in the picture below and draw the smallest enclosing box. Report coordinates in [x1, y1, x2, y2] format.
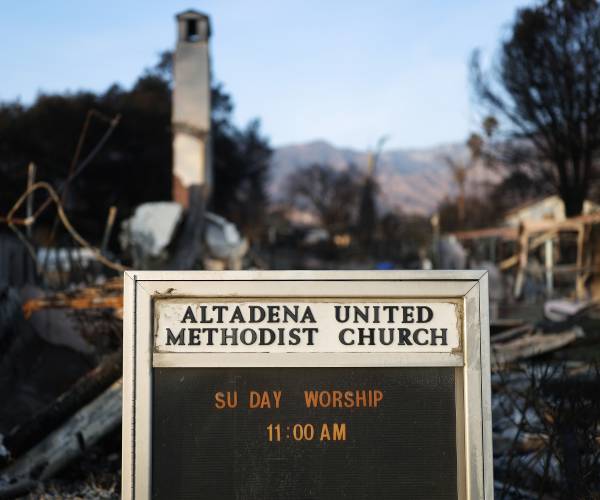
[269, 140, 500, 214]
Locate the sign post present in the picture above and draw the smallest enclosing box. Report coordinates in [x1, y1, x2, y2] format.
[122, 271, 493, 499]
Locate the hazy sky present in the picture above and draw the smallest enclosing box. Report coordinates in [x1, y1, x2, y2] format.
[1, 1, 529, 149]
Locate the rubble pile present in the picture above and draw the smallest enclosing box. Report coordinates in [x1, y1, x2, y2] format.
[492, 363, 600, 499]
[490, 304, 600, 499]
[0, 280, 124, 499]
[0, 276, 599, 498]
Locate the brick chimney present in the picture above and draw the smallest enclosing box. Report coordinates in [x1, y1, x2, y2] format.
[172, 10, 212, 208]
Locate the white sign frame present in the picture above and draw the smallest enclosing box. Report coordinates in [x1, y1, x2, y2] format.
[122, 270, 493, 499]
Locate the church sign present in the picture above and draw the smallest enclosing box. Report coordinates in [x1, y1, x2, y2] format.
[122, 271, 493, 499]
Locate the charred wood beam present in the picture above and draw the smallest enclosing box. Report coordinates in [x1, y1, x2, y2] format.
[0, 380, 122, 499]
[2, 351, 122, 462]
[491, 328, 581, 369]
